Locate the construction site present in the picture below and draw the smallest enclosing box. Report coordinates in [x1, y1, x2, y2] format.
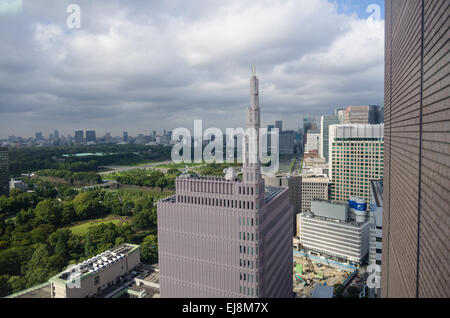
[292, 246, 359, 298]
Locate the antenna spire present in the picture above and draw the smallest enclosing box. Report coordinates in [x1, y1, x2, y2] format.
[252, 65, 256, 76]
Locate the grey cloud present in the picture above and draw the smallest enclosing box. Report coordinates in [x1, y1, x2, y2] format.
[0, 0, 384, 138]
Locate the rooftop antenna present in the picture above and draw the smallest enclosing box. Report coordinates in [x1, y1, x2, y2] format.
[252, 65, 256, 77]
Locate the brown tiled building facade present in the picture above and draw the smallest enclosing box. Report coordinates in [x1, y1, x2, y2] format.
[382, 0, 449, 297]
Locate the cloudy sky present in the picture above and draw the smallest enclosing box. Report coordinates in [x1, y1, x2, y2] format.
[0, 0, 384, 139]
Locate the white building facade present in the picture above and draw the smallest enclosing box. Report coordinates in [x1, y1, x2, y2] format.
[298, 200, 370, 265]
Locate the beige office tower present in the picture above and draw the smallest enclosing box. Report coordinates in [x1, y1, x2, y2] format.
[157, 67, 293, 298]
[300, 175, 330, 212]
[328, 124, 384, 207]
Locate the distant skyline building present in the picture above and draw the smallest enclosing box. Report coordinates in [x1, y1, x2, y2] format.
[303, 116, 316, 133]
[334, 108, 346, 124]
[86, 130, 96, 143]
[75, 130, 84, 144]
[275, 120, 283, 132]
[319, 115, 339, 161]
[305, 130, 320, 153]
[344, 105, 383, 125]
[279, 130, 296, 156]
[104, 132, 112, 143]
[266, 125, 275, 152]
[329, 124, 384, 207]
[123, 131, 128, 142]
[157, 68, 293, 298]
[0, 147, 8, 197]
[35, 132, 43, 141]
[382, 0, 449, 298]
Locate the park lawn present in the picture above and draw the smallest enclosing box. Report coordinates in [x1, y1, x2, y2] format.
[68, 216, 130, 236]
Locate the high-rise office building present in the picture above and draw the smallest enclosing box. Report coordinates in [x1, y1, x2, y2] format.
[334, 108, 346, 124]
[53, 129, 59, 140]
[382, 0, 449, 298]
[86, 130, 96, 143]
[123, 131, 128, 142]
[303, 117, 316, 133]
[266, 125, 275, 152]
[262, 174, 301, 237]
[157, 68, 293, 298]
[287, 176, 301, 236]
[344, 105, 383, 124]
[75, 130, 84, 144]
[300, 175, 330, 212]
[104, 132, 112, 143]
[0, 147, 8, 197]
[319, 115, 339, 161]
[35, 132, 43, 141]
[302, 116, 317, 147]
[329, 124, 384, 207]
[305, 130, 320, 153]
[275, 120, 283, 132]
[279, 130, 296, 155]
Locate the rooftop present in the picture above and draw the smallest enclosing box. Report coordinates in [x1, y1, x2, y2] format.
[311, 284, 334, 298]
[301, 212, 366, 227]
[177, 173, 242, 182]
[159, 185, 287, 205]
[51, 243, 139, 283]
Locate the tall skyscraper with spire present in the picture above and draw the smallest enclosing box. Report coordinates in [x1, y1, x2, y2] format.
[243, 65, 262, 184]
[157, 67, 293, 298]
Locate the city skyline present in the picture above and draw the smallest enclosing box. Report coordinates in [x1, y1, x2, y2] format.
[0, 0, 384, 139]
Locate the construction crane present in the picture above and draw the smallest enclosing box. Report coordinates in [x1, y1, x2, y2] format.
[298, 243, 316, 274]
